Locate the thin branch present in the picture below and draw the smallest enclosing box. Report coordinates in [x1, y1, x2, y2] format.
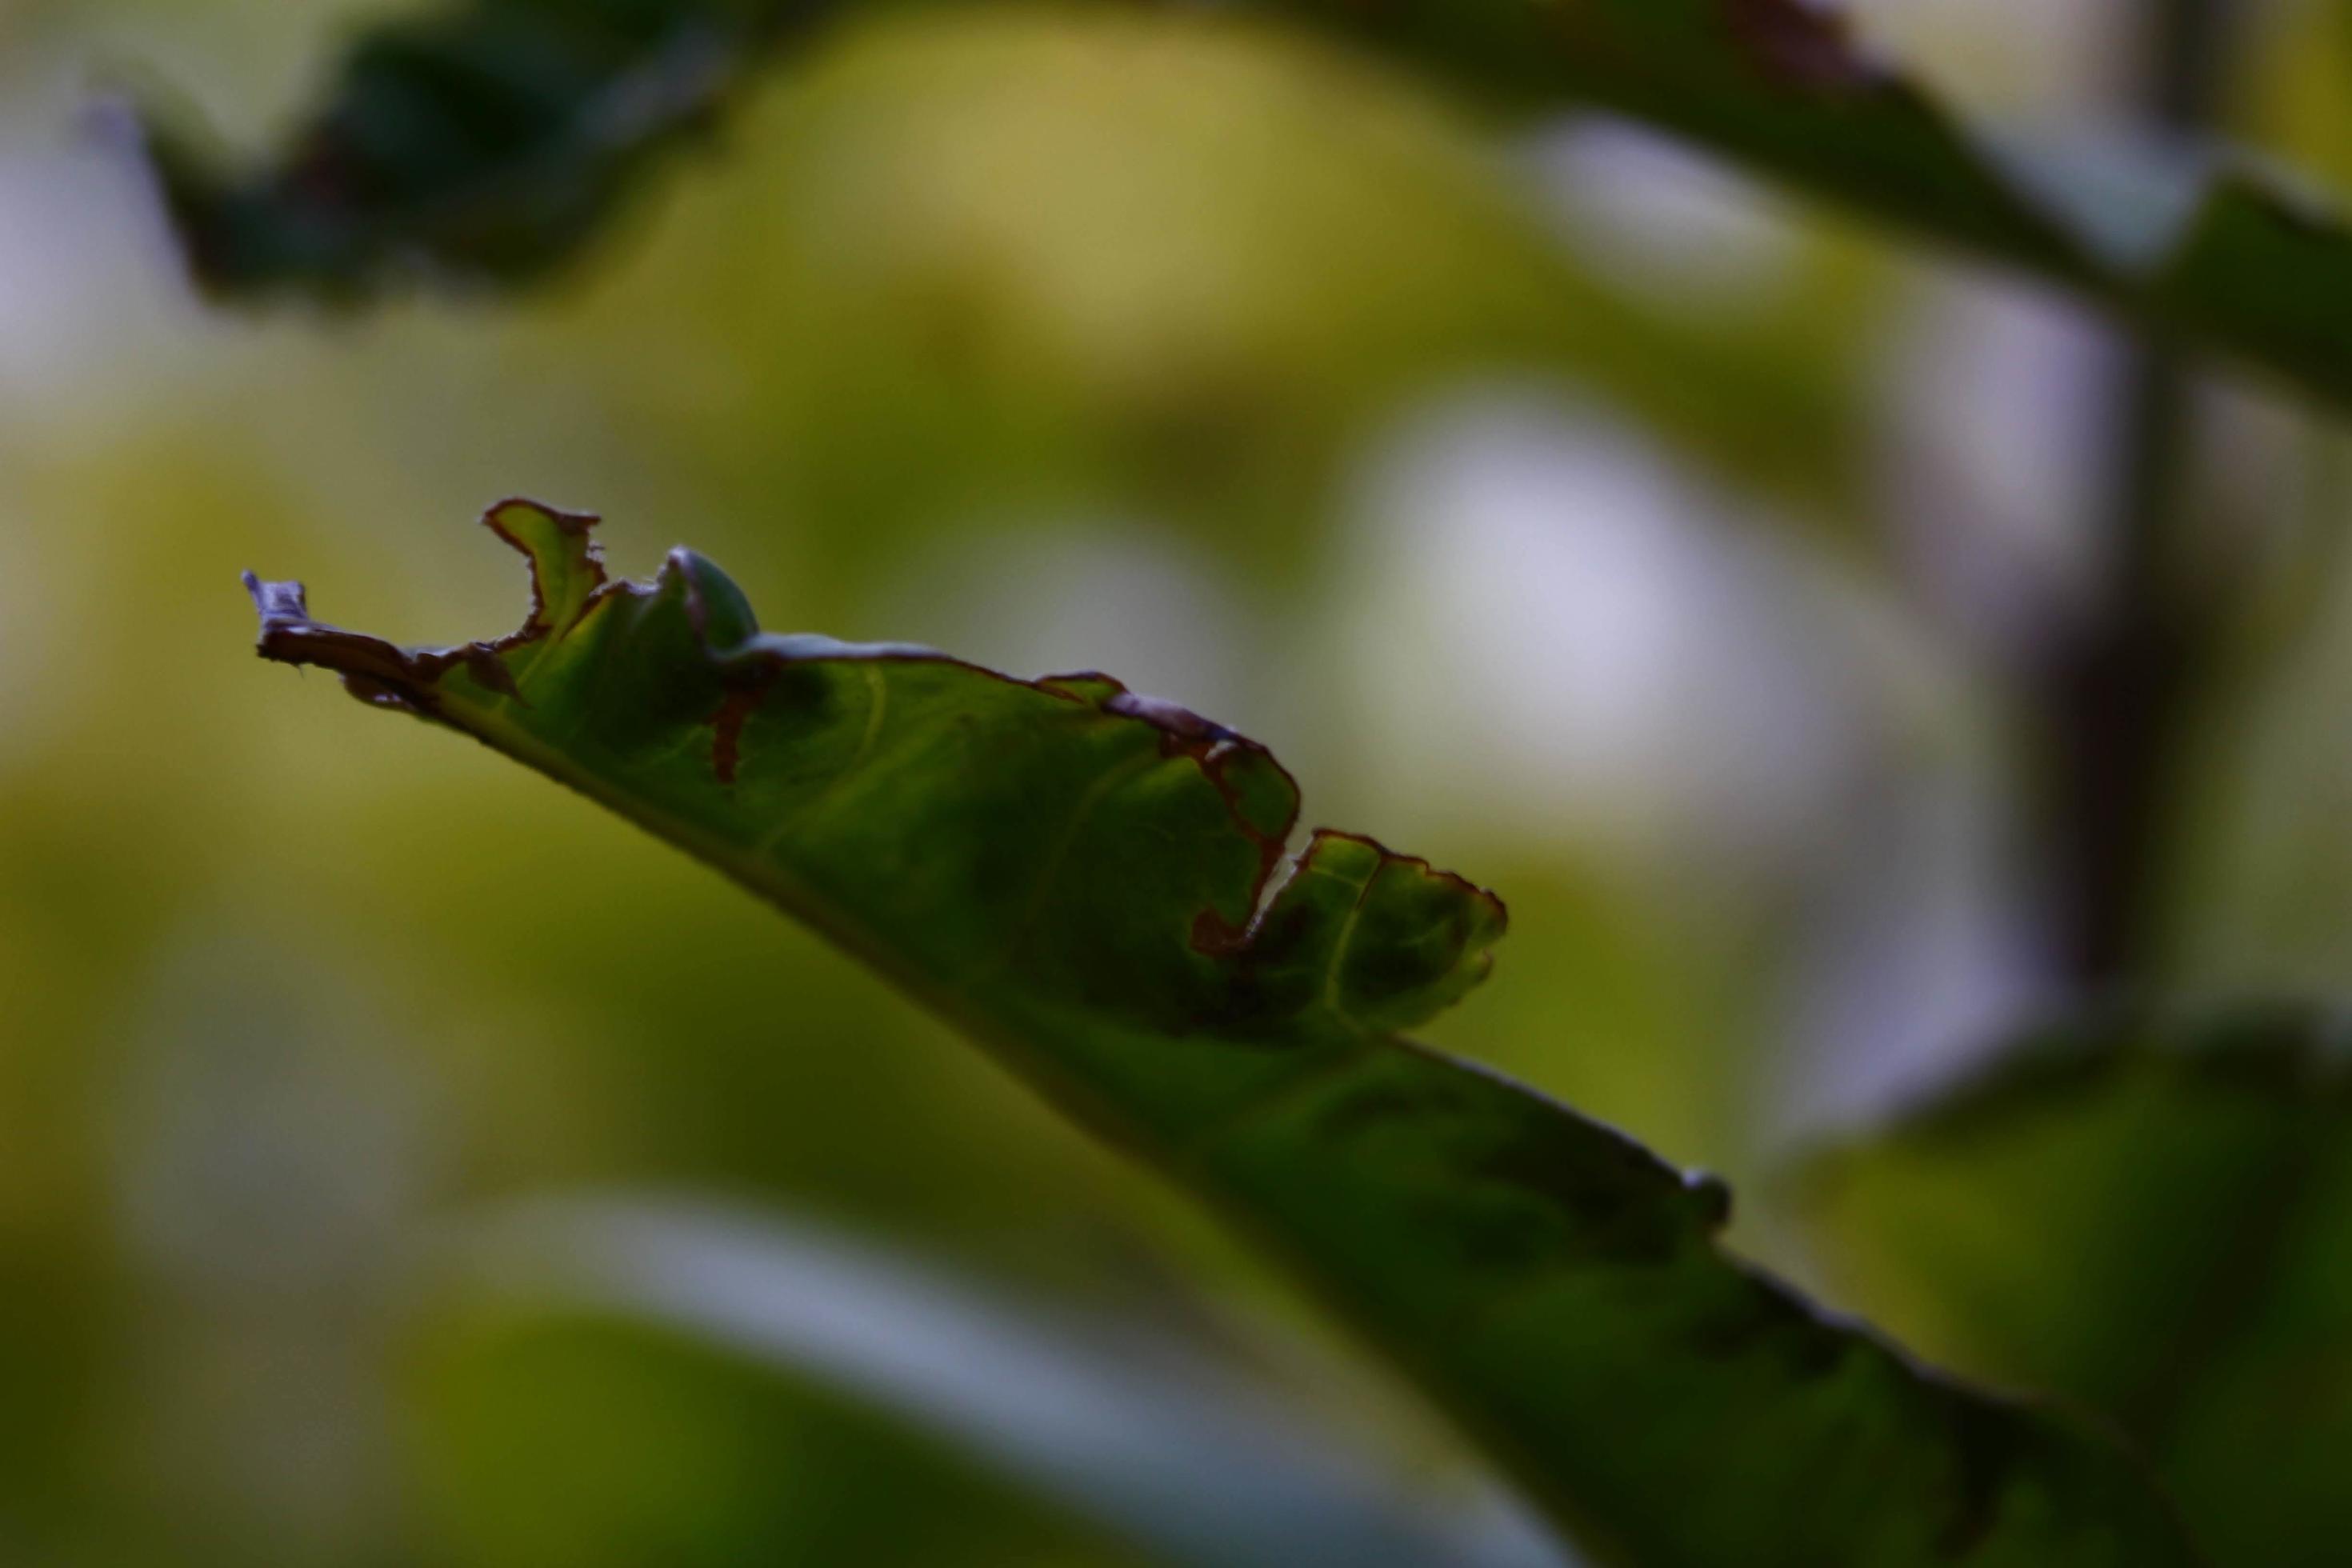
[2040, 0, 2236, 986]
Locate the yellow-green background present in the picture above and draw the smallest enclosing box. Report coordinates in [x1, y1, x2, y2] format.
[7, 0, 2352, 1562]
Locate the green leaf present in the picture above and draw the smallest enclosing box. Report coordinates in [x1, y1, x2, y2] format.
[1795, 1002, 2352, 1568]
[243, 500, 2198, 1566]
[130, 0, 779, 295]
[462, 1194, 1575, 1568]
[138, 0, 2352, 408]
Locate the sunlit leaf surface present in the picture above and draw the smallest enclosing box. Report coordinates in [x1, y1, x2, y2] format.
[1798, 1003, 2352, 1568]
[245, 500, 2197, 1566]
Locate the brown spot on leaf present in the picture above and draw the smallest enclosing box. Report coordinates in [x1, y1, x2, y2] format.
[1091, 686, 1300, 954]
[1190, 906, 1258, 958]
[706, 661, 779, 784]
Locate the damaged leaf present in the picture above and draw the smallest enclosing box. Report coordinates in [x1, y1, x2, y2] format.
[1797, 1002, 2352, 1568]
[131, 0, 2352, 408]
[246, 500, 2197, 1566]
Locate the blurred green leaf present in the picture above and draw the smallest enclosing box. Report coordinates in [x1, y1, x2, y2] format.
[130, 0, 778, 294]
[410, 1292, 1106, 1566]
[1796, 1002, 2352, 1568]
[244, 500, 2196, 1566]
[461, 1194, 1573, 1568]
[134, 0, 2352, 408]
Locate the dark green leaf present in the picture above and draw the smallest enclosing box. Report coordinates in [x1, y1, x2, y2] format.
[130, 0, 785, 295]
[244, 500, 2196, 1566]
[137, 0, 2352, 408]
[1796, 1002, 2352, 1568]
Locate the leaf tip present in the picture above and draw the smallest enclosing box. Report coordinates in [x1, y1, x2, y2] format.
[243, 568, 311, 648]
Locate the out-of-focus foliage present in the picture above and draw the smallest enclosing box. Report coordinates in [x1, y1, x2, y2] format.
[459, 1194, 1574, 1568]
[1796, 1002, 2352, 1568]
[14, 0, 2352, 1562]
[131, 5, 1878, 557]
[242, 502, 2196, 1566]
[10, 6, 1886, 1559]
[137, 0, 2352, 408]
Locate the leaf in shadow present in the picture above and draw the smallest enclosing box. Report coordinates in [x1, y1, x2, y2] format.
[1796, 1001, 2352, 1568]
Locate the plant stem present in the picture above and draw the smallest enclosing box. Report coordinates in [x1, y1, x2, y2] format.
[2044, 0, 2233, 986]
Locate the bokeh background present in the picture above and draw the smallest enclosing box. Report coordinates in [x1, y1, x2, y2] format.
[6, 0, 2352, 1562]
